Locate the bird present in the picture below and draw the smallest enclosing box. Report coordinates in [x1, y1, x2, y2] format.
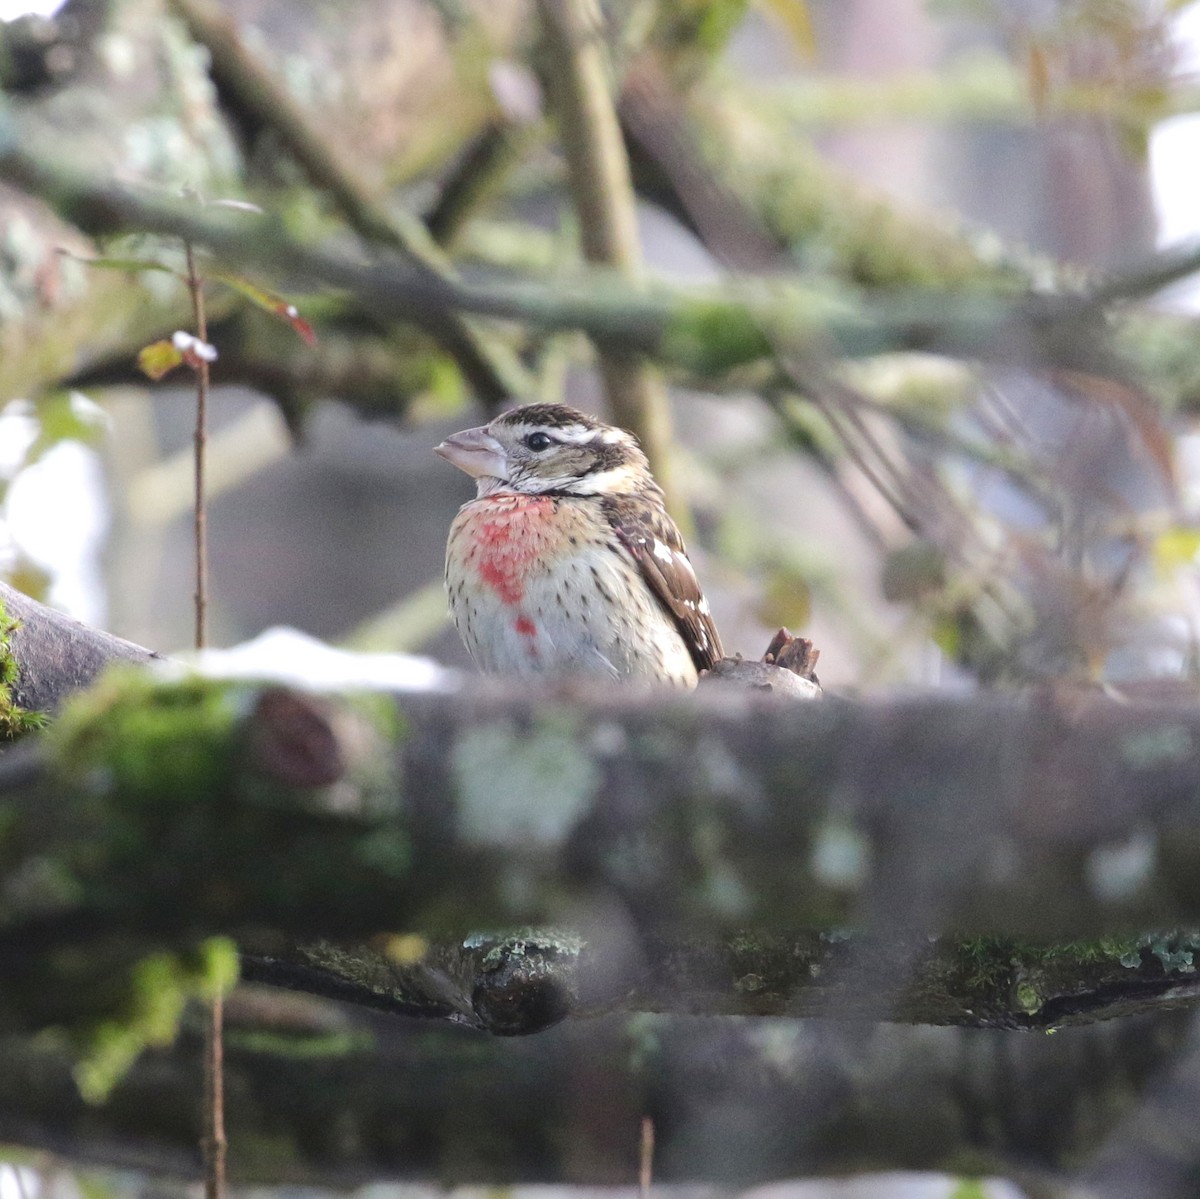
[435, 402, 723, 687]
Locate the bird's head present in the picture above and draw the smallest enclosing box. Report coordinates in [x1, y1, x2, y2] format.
[434, 403, 654, 498]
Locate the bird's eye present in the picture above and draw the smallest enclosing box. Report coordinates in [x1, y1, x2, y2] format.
[524, 431, 553, 452]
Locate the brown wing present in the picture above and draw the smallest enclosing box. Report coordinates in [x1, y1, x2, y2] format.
[601, 494, 724, 672]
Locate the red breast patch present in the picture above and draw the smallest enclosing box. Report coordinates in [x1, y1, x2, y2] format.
[469, 495, 555, 605]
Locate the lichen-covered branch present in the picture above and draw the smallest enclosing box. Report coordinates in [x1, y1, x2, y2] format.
[625, 60, 1064, 291]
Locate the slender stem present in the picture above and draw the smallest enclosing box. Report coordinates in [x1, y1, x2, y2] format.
[185, 242, 209, 652]
[204, 990, 227, 1199]
[639, 1115, 655, 1199]
[185, 239, 223, 1199]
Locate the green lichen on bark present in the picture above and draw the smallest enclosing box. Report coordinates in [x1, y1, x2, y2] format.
[0, 600, 48, 738]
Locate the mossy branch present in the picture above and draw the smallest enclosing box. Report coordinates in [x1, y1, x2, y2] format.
[2, 125, 1187, 387]
[9, 582, 1200, 1040]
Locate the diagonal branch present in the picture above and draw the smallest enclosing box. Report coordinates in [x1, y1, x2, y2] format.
[166, 0, 526, 410]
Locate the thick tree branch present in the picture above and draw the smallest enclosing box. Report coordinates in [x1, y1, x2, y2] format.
[6, 583, 1200, 1039]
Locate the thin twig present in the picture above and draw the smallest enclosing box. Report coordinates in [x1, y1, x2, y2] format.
[184, 242, 209, 652]
[536, 0, 679, 508]
[425, 121, 528, 250]
[184, 239, 224, 1199]
[639, 1115, 654, 1199]
[204, 991, 227, 1199]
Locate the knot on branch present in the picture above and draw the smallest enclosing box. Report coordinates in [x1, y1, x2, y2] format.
[249, 688, 346, 788]
[468, 936, 581, 1036]
[701, 628, 822, 700]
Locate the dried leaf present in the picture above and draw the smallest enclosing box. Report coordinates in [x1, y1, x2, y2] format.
[210, 272, 317, 345]
[1055, 370, 1176, 487]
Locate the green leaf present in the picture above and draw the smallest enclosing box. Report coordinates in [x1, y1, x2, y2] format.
[931, 615, 962, 659]
[72, 938, 239, 1103]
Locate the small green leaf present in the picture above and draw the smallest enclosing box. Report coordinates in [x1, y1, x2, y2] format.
[136, 340, 185, 382]
[932, 615, 962, 659]
[60, 250, 182, 279]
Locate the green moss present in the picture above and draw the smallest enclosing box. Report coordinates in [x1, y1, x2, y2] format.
[1013, 981, 1042, 1015]
[660, 298, 772, 375]
[72, 937, 238, 1102]
[955, 936, 1012, 992]
[0, 601, 49, 739]
[49, 666, 238, 805]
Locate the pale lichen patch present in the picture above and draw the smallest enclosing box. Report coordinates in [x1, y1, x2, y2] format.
[451, 719, 601, 846]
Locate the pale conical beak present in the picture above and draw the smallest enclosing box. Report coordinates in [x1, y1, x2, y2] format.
[434, 426, 508, 480]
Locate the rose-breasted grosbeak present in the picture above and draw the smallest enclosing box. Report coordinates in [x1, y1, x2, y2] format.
[435, 403, 723, 686]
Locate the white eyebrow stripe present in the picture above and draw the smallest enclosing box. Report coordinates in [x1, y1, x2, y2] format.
[546, 424, 597, 445]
